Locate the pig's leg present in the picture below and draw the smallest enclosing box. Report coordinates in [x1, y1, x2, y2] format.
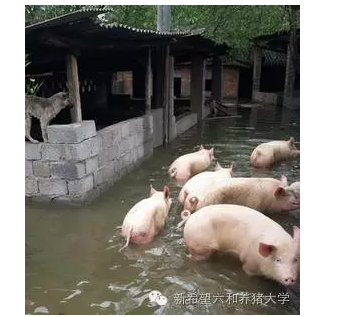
[242, 262, 259, 276]
[186, 246, 214, 260]
[240, 253, 259, 276]
[186, 252, 212, 261]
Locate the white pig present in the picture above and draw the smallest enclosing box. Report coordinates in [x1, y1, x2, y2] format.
[184, 175, 299, 214]
[119, 185, 172, 251]
[250, 137, 300, 168]
[178, 161, 234, 206]
[168, 145, 215, 185]
[182, 204, 300, 287]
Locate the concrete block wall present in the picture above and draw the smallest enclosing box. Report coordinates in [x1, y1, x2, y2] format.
[176, 113, 198, 136]
[252, 91, 281, 105]
[222, 67, 239, 99]
[25, 116, 153, 206]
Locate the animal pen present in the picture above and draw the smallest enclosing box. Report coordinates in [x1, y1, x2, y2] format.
[25, 9, 229, 205]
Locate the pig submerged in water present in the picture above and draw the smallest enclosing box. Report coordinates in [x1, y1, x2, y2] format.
[168, 145, 215, 185]
[119, 185, 172, 251]
[288, 181, 300, 199]
[250, 137, 300, 168]
[181, 204, 300, 287]
[178, 162, 234, 206]
[184, 175, 300, 214]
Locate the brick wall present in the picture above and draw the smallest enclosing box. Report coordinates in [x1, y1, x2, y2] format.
[25, 116, 153, 206]
[178, 65, 239, 100]
[180, 67, 190, 97]
[222, 67, 239, 99]
[113, 71, 133, 95]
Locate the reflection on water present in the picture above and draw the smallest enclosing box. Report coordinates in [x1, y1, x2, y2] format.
[26, 106, 300, 315]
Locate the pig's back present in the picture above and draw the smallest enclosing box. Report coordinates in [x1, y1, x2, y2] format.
[203, 177, 281, 206]
[184, 171, 226, 191]
[123, 197, 159, 224]
[266, 141, 292, 161]
[185, 204, 289, 247]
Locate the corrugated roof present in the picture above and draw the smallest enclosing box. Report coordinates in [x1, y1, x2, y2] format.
[26, 8, 110, 32]
[26, 8, 203, 38]
[25, 8, 229, 61]
[262, 49, 286, 67]
[98, 22, 204, 37]
[253, 28, 300, 54]
[253, 28, 300, 42]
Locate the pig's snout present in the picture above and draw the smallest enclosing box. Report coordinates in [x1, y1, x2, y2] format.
[283, 277, 296, 286]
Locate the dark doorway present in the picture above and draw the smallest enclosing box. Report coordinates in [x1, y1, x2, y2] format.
[174, 77, 181, 98]
[238, 67, 253, 101]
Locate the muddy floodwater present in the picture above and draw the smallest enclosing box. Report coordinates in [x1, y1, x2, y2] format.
[26, 106, 300, 315]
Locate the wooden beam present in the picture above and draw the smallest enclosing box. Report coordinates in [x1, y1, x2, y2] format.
[145, 47, 152, 113]
[66, 54, 82, 122]
[25, 72, 53, 78]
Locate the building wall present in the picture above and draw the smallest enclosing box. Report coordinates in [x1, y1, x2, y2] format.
[25, 116, 153, 206]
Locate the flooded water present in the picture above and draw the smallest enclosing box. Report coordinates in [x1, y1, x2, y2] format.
[26, 106, 300, 315]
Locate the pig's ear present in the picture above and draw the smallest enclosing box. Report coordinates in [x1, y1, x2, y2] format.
[259, 243, 276, 257]
[163, 185, 170, 199]
[209, 147, 214, 155]
[229, 162, 234, 174]
[280, 174, 288, 185]
[293, 226, 300, 242]
[288, 137, 295, 147]
[150, 184, 157, 197]
[215, 162, 222, 171]
[274, 186, 287, 197]
[199, 144, 204, 150]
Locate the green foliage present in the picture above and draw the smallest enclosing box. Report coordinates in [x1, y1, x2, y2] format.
[26, 78, 43, 95]
[25, 53, 31, 68]
[25, 5, 300, 60]
[25, 54, 43, 95]
[105, 5, 157, 29]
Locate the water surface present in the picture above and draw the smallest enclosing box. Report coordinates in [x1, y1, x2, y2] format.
[26, 106, 300, 315]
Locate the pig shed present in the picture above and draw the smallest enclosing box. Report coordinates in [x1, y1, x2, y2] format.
[251, 28, 300, 108]
[25, 8, 229, 206]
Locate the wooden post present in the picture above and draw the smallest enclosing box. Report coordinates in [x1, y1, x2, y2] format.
[283, 42, 295, 102]
[66, 54, 82, 122]
[145, 47, 152, 113]
[168, 54, 176, 141]
[163, 45, 170, 145]
[283, 6, 298, 107]
[191, 55, 205, 120]
[212, 56, 222, 102]
[153, 47, 164, 108]
[252, 45, 262, 101]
